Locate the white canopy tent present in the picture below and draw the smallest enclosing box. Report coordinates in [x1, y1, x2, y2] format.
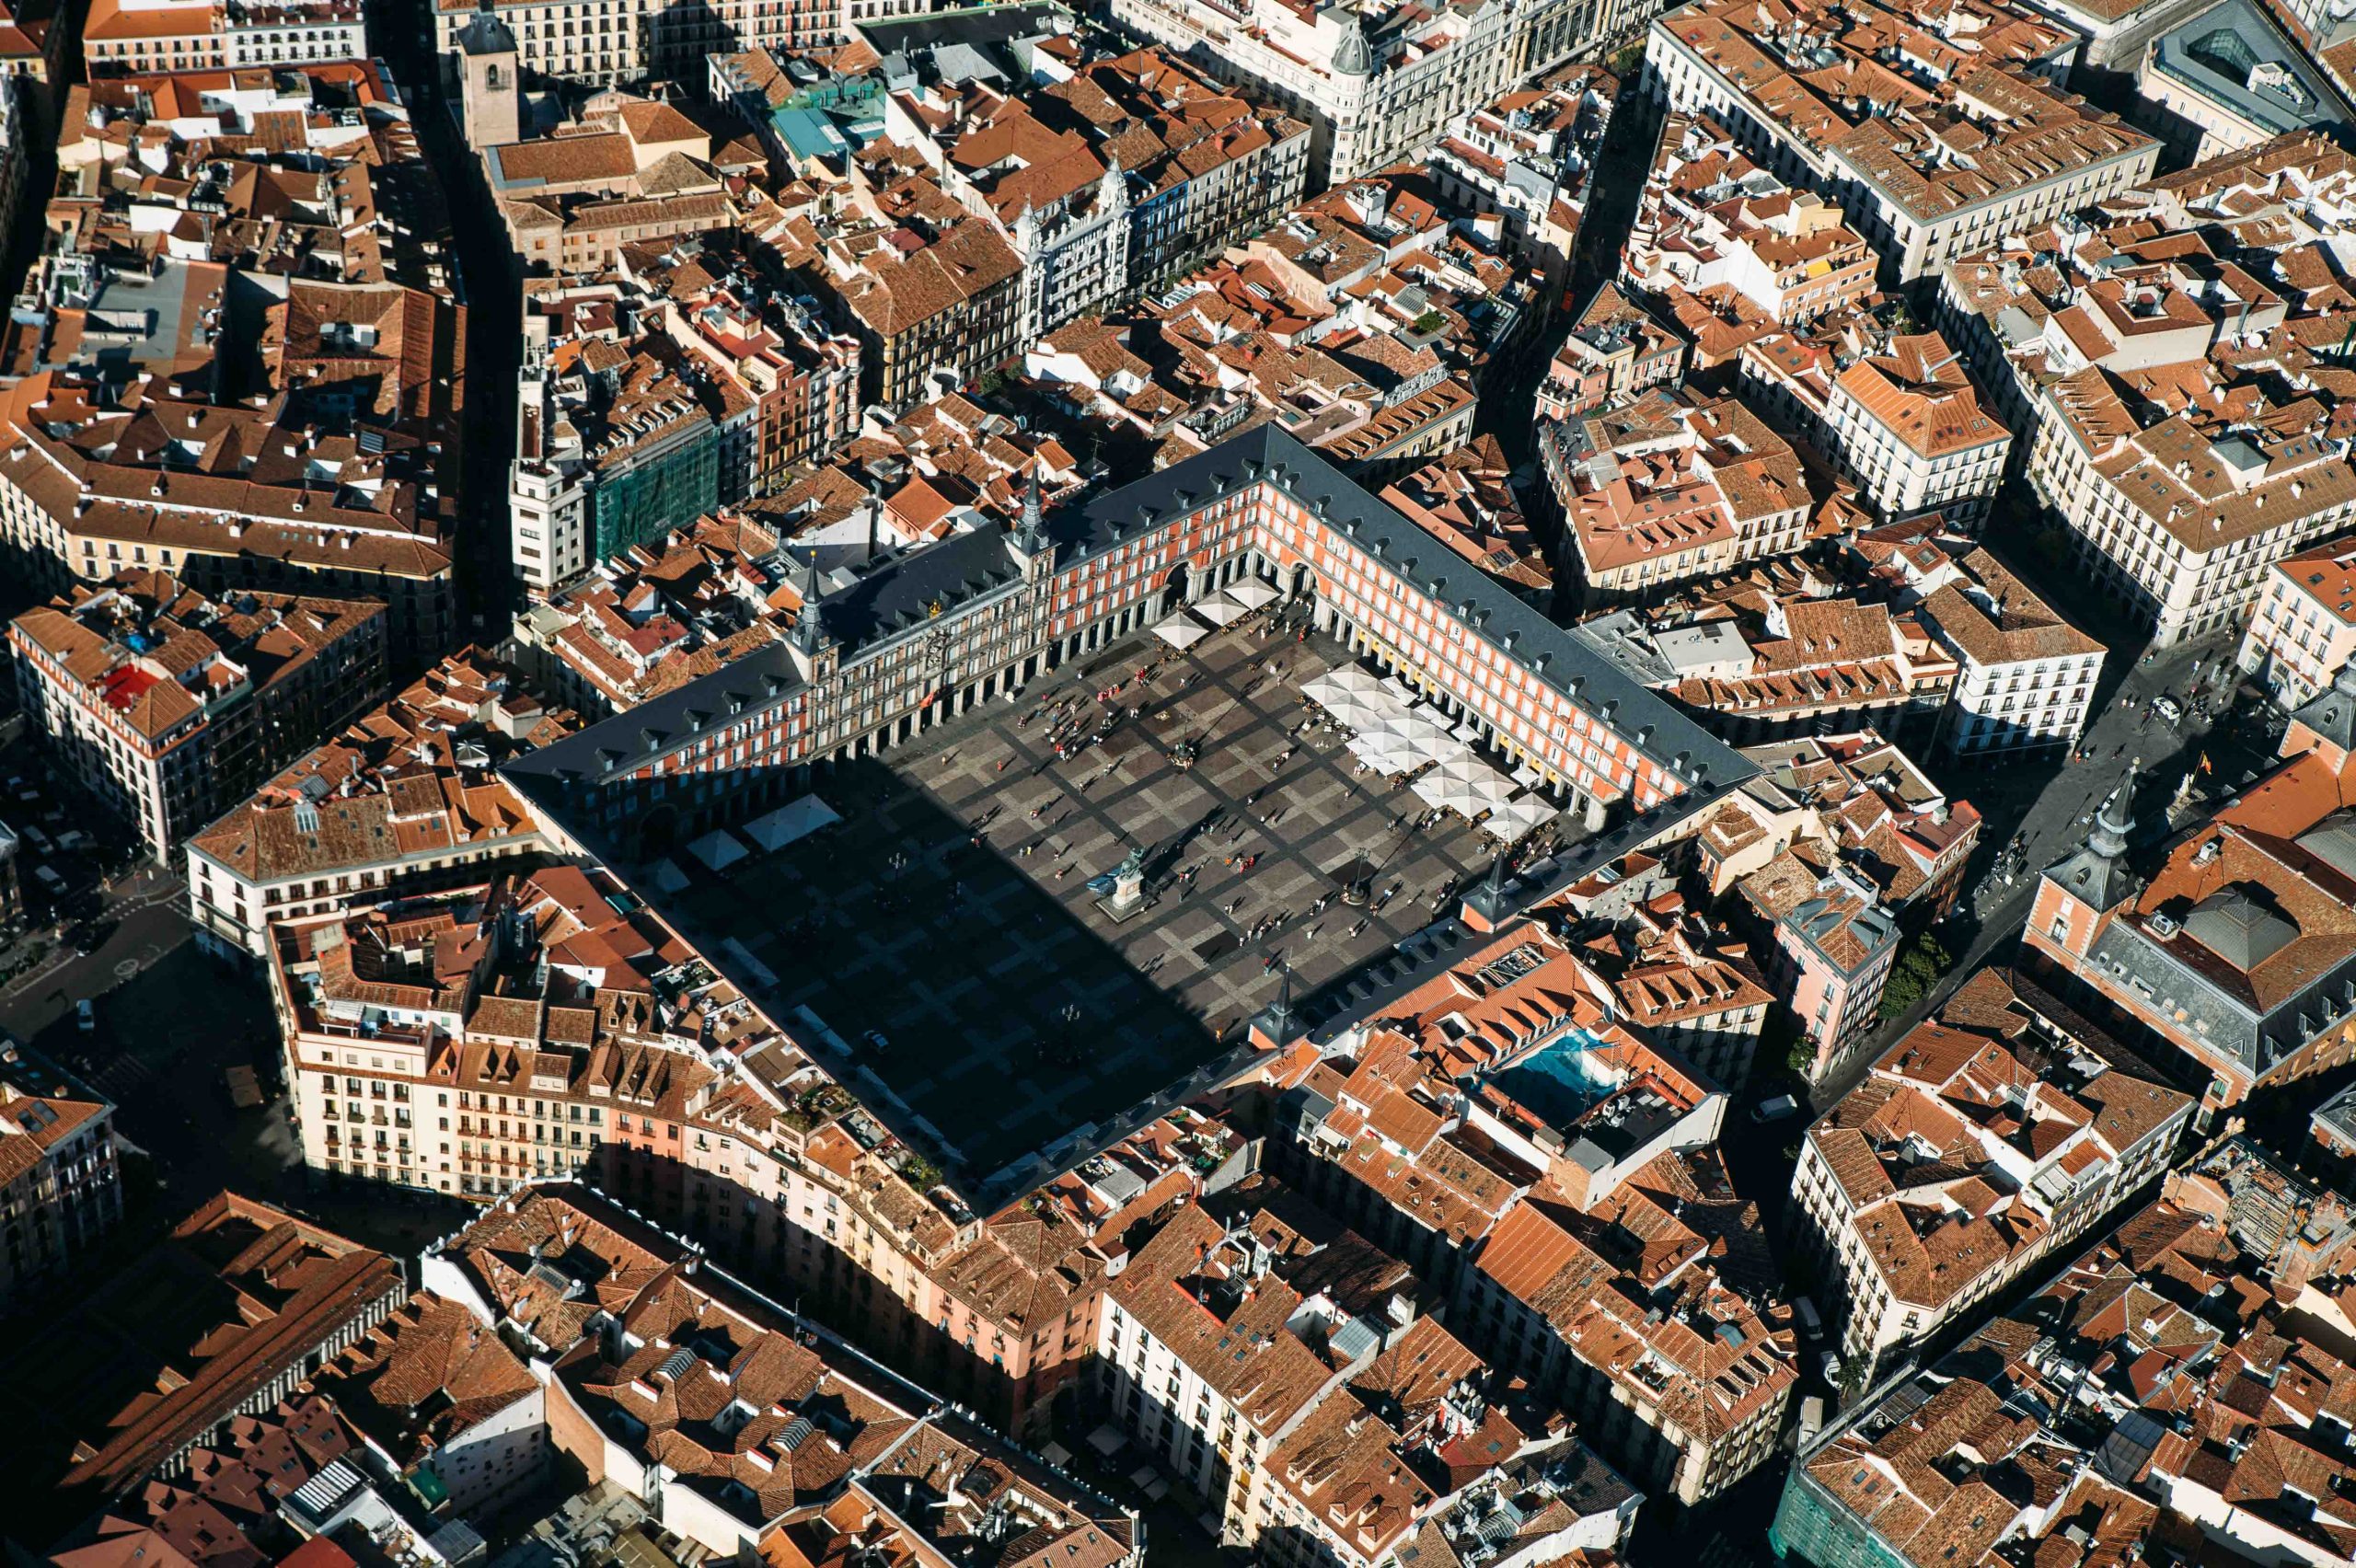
[1488, 792, 1556, 840]
[1412, 763, 1484, 815]
[743, 795, 842, 853]
[1347, 729, 1418, 775]
[1154, 616, 1211, 650]
[1390, 705, 1456, 753]
[1194, 594, 1243, 626]
[1305, 665, 1415, 732]
[1228, 578, 1280, 610]
[687, 829, 751, 873]
[1466, 766, 1519, 819]
[1421, 733, 1475, 772]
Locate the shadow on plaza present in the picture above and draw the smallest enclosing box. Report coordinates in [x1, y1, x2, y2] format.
[560, 753, 1287, 1434]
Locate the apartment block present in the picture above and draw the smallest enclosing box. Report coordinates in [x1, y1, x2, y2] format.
[0, 1040, 121, 1313]
[511, 513, 802, 716]
[2236, 533, 2356, 708]
[1232, 920, 1800, 1505]
[423, 1183, 1145, 1560]
[1646, 0, 2157, 282]
[1427, 67, 1616, 313]
[1537, 283, 1689, 421]
[11, 573, 387, 860]
[1100, 1188, 1642, 1561]
[1938, 135, 2356, 644]
[0, 1193, 405, 1545]
[1377, 437, 1553, 605]
[85, 0, 364, 75]
[480, 97, 770, 276]
[1103, 0, 1593, 185]
[1740, 323, 2011, 527]
[306, 1290, 549, 1518]
[187, 650, 577, 960]
[511, 311, 725, 600]
[1737, 847, 1899, 1078]
[1623, 110, 1875, 328]
[1774, 1149, 2355, 1568]
[875, 40, 1310, 337]
[1575, 596, 1959, 749]
[1460, 1153, 1796, 1506]
[0, 63, 462, 662]
[2028, 360, 2356, 648]
[1841, 518, 2102, 764]
[1541, 388, 1830, 605]
[433, 0, 841, 94]
[1788, 969, 2192, 1385]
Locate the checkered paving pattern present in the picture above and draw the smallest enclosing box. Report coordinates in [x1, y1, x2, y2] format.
[649, 622, 1496, 1182]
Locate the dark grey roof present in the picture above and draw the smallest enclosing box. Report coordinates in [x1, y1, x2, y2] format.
[505, 425, 1755, 845]
[813, 525, 1025, 649]
[2314, 1079, 2356, 1151]
[2183, 887, 2296, 971]
[2292, 657, 2356, 758]
[2296, 810, 2356, 883]
[457, 10, 517, 54]
[2082, 916, 2356, 1072]
[1060, 427, 1750, 791]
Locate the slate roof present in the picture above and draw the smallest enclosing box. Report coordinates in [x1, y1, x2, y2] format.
[505, 426, 1755, 821]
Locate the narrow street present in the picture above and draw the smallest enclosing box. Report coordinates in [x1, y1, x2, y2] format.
[375, 1, 524, 645]
[1473, 85, 1661, 476]
[1800, 515, 2262, 1110]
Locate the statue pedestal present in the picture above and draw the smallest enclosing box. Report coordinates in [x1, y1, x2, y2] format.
[1096, 863, 1149, 923]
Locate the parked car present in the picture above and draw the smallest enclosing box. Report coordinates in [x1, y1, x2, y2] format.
[75, 998, 94, 1032]
[1793, 1295, 1823, 1340]
[863, 1029, 891, 1054]
[1752, 1093, 1800, 1124]
[2153, 694, 2183, 725]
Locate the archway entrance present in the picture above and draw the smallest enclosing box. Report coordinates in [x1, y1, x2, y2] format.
[638, 803, 680, 859]
[1160, 561, 1191, 617]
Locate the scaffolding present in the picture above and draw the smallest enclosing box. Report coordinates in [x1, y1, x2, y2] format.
[590, 427, 720, 565]
[1769, 1468, 1914, 1568]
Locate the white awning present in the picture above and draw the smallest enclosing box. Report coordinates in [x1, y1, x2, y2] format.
[1194, 594, 1243, 626]
[1088, 1425, 1126, 1458]
[1154, 617, 1210, 649]
[1228, 578, 1280, 609]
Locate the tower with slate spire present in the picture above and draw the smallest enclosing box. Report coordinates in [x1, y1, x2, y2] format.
[1011, 464, 1054, 583]
[2034, 756, 2142, 959]
[2285, 656, 2356, 772]
[787, 547, 834, 683]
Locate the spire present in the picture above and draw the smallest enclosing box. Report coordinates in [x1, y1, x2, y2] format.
[792, 547, 823, 653]
[2048, 756, 2139, 909]
[1012, 464, 1048, 558]
[2288, 653, 2356, 763]
[2088, 757, 2138, 861]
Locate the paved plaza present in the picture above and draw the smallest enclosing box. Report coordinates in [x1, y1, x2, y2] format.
[644, 618, 1502, 1186]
